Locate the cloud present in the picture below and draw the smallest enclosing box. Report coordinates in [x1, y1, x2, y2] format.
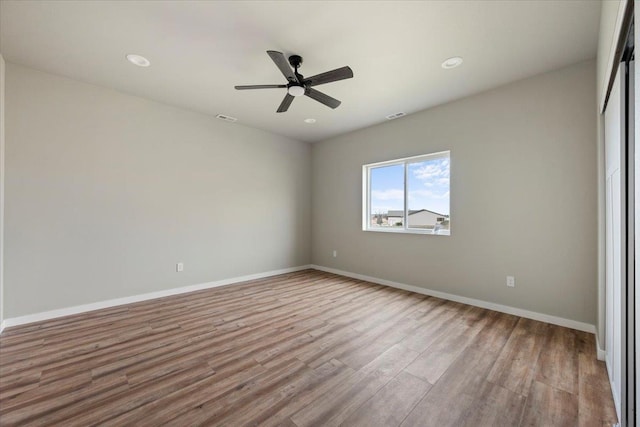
[371, 189, 404, 201]
[371, 205, 400, 213]
[410, 158, 450, 183]
[409, 190, 449, 200]
[409, 190, 435, 198]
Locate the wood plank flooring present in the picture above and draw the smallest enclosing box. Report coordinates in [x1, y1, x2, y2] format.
[0, 269, 618, 426]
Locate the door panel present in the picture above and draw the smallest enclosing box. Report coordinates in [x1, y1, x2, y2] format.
[605, 66, 624, 421]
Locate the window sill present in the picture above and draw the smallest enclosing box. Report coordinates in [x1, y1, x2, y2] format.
[363, 228, 450, 236]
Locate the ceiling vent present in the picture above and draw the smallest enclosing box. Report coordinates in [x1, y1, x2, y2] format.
[215, 114, 238, 123]
[385, 112, 406, 120]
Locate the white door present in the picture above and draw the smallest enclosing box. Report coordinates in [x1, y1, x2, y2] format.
[605, 65, 624, 420]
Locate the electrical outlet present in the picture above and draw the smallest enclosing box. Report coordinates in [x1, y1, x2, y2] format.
[506, 276, 515, 288]
[332, 250, 337, 258]
[176, 262, 184, 272]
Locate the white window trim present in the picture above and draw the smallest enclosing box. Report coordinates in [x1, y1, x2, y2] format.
[362, 151, 450, 236]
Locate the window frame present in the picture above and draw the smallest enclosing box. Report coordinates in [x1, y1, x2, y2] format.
[362, 150, 450, 236]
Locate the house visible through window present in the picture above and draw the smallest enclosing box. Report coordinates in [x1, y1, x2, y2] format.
[363, 151, 450, 235]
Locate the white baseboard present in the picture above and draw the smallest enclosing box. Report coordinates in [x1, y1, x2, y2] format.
[310, 265, 596, 334]
[605, 355, 621, 422]
[1, 264, 598, 337]
[1, 265, 312, 331]
[596, 335, 606, 361]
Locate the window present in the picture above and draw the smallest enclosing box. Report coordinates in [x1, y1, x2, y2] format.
[363, 151, 450, 235]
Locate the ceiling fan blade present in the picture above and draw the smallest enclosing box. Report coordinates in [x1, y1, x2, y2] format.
[277, 94, 295, 113]
[235, 84, 287, 90]
[267, 51, 297, 83]
[306, 66, 353, 87]
[305, 88, 341, 109]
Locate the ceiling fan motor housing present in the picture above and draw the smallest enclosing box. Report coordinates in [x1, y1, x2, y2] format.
[288, 55, 303, 68]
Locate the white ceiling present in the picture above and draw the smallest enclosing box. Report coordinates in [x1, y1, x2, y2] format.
[0, 1, 601, 143]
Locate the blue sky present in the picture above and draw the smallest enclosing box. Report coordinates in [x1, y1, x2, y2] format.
[370, 156, 450, 215]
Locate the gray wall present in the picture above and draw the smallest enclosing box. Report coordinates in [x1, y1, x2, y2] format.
[311, 60, 597, 325]
[4, 59, 599, 326]
[4, 63, 311, 318]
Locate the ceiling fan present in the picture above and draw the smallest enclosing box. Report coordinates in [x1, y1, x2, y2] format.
[235, 51, 354, 113]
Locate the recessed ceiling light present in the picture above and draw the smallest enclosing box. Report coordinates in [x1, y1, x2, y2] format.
[304, 118, 316, 124]
[126, 54, 151, 67]
[441, 56, 463, 69]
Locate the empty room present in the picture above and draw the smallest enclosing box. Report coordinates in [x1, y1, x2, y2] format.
[0, 0, 637, 426]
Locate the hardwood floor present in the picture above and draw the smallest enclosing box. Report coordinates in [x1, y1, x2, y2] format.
[0, 269, 617, 426]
